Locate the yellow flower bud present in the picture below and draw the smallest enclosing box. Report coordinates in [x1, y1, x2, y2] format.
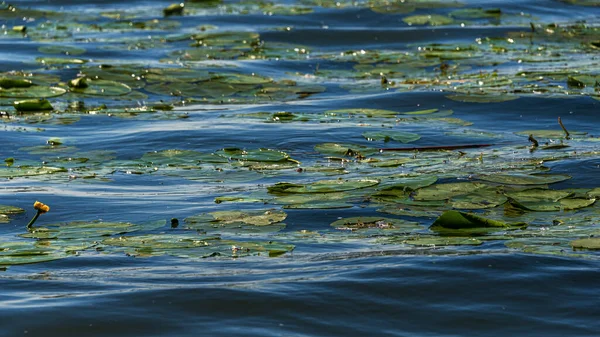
[33, 201, 50, 213]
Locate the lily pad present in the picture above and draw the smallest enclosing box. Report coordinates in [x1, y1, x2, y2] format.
[362, 130, 421, 143]
[0, 241, 67, 266]
[431, 210, 527, 230]
[402, 237, 483, 246]
[21, 220, 147, 240]
[477, 173, 571, 185]
[69, 79, 132, 96]
[268, 178, 380, 194]
[1, 86, 66, 98]
[330, 216, 421, 232]
[403, 14, 454, 26]
[186, 209, 287, 227]
[38, 45, 86, 55]
[570, 238, 600, 250]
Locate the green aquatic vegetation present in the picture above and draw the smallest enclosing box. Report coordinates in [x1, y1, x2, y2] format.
[430, 210, 527, 236]
[13, 99, 54, 111]
[0, 240, 69, 266]
[570, 238, 600, 250]
[507, 197, 596, 212]
[401, 236, 483, 246]
[102, 234, 294, 258]
[268, 178, 380, 194]
[477, 173, 571, 185]
[0, 166, 67, 179]
[330, 216, 421, 232]
[449, 8, 502, 19]
[215, 148, 298, 163]
[362, 130, 421, 143]
[67, 79, 132, 96]
[184, 209, 287, 233]
[403, 14, 455, 26]
[21, 220, 153, 240]
[187, 209, 287, 227]
[2, 86, 66, 99]
[38, 45, 86, 56]
[314, 143, 378, 157]
[0, 205, 25, 223]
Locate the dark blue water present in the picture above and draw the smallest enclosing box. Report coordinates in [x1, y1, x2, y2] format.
[2, 0, 600, 336]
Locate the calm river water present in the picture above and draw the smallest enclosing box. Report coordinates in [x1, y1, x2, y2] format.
[1, 0, 600, 336]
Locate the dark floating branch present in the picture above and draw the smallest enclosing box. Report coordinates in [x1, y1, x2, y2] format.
[379, 144, 493, 152]
[528, 134, 539, 147]
[558, 116, 570, 139]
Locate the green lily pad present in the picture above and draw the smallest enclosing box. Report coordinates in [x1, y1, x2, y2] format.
[21, 220, 147, 240]
[330, 216, 421, 232]
[36, 57, 87, 65]
[0, 205, 25, 215]
[1, 86, 66, 98]
[324, 108, 399, 118]
[38, 45, 86, 55]
[477, 173, 571, 185]
[70, 79, 132, 96]
[362, 130, 421, 143]
[508, 197, 596, 212]
[0, 241, 68, 266]
[314, 143, 378, 157]
[0, 166, 66, 178]
[411, 182, 490, 201]
[186, 209, 287, 227]
[215, 148, 295, 163]
[431, 210, 527, 229]
[570, 238, 600, 250]
[403, 237, 483, 246]
[403, 14, 454, 26]
[268, 178, 380, 194]
[102, 234, 294, 258]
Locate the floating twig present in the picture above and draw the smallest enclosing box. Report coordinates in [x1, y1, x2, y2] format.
[27, 201, 50, 229]
[558, 116, 570, 139]
[528, 134, 539, 147]
[379, 143, 493, 152]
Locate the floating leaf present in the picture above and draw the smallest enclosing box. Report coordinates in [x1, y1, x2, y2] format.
[325, 108, 399, 117]
[431, 210, 527, 230]
[477, 173, 571, 185]
[268, 178, 380, 194]
[402, 237, 483, 246]
[215, 148, 294, 163]
[1, 86, 66, 98]
[21, 220, 147, 240]
[69, 79, 132, 96]
[314, 143, 378, 157]
[403, 14, 454, 26]
[330, 216, 421, 232]
[570, 238, 600, 250]
[38, 45, 86, 55]
[508, 197, 596, 212]
[363, 130, 421, 143]
[186, 209, 287, 227]
[0, 241, 67, 266]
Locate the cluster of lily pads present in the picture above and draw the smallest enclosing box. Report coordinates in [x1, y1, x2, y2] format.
[0, 0, 598, 122]
[2, 0, 600, 267]
[3, 113, 600, 266]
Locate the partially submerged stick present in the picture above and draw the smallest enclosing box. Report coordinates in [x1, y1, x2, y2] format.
[379, 143, 493, 152]
[558, 117, 570, 139]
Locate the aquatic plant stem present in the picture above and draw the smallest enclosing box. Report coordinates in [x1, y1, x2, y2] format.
[26, 210, 41, 229]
